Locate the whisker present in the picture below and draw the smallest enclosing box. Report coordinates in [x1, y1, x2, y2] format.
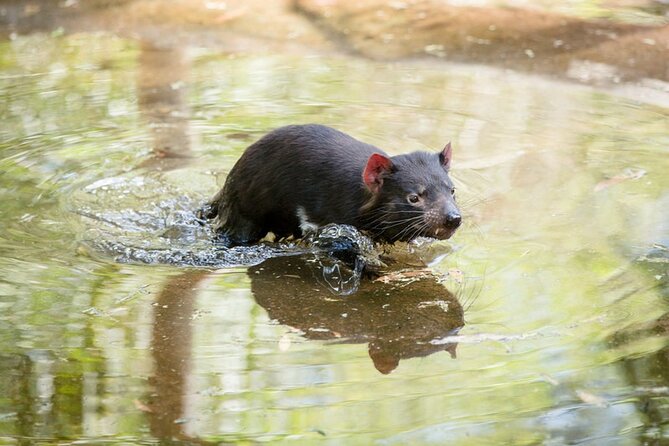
[362, 210, 425, 227]
[374, 217, 425, 233]
[365, 213, 425, 231]
[363, 212, 411, 228]
[395, 219, 428, 241]
[410, 221, 432, 240]
[390, 221, 414, 241]
[458, 196, 490, 209]
[363, 203, 424, 214]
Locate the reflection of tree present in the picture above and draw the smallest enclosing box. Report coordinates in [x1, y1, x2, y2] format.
[51, 268, 109, 439]
[6, 354, 33, 439]
[1, 349, 102, 440]
[135, 40, 207, 441]
[137, 42, 192, 168]
[0, 263, 112, 441]
[616, 319, 669, 441]
[609, 254, 669, 442]
[146, 270, 209, 441]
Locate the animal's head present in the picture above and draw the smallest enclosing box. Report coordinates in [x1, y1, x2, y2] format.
[362, 143, 461, 243]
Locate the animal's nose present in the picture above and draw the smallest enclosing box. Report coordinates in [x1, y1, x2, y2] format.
[444, 212, 461, 229]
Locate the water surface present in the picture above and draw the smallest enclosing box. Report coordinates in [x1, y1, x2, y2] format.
[1, 31, 668, 444]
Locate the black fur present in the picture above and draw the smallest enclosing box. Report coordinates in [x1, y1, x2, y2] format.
[206, 124, 461, 246]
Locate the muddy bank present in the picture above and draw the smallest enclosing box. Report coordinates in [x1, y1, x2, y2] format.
[1, 0, 667, 86]
[0, 0, 337, 54]
[295, 0, 668, 84]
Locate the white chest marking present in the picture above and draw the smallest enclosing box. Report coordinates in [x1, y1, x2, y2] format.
[296, 206, 319, 234]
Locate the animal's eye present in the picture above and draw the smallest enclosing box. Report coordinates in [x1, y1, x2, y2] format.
[451, 187, 456, 196]
[408, 194, 420, 204]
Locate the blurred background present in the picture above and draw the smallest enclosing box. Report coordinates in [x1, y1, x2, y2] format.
[0, 1, 668, 444]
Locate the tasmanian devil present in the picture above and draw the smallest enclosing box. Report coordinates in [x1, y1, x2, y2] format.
[202, 124, 461, 246]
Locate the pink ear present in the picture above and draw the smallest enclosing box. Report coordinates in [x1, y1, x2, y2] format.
[363, 153, 393, 194]
[440, 142, 452, 169]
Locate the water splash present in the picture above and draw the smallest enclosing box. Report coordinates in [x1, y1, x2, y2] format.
[72, 173, 382, 279]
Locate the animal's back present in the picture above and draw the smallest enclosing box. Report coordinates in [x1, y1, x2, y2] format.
[209, 124, 383, 243]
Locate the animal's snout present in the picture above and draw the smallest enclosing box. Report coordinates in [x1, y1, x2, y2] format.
[444, 212, 461, 229]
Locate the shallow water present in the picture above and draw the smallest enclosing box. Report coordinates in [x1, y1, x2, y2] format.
[1, 31, 669, 445]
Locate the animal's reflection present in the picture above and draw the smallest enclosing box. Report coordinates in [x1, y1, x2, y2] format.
[248, 254, 464, 374]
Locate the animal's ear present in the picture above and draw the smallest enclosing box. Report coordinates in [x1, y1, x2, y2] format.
[363, 153, 393, 194]
[439, 142, 452, 170]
